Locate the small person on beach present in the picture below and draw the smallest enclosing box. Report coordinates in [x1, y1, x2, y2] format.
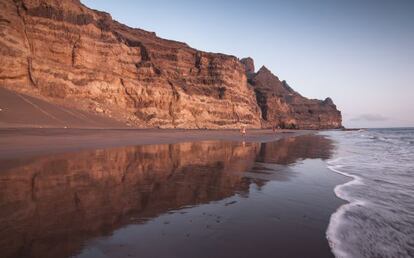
[240, 126, 246, 137]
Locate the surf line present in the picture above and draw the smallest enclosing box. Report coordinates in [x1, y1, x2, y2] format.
[325, 159, 368, 258]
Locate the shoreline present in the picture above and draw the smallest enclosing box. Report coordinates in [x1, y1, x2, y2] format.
[0, 128, 315, 160]
[0, 130, 347, 258]
[326, 161, 361, 258]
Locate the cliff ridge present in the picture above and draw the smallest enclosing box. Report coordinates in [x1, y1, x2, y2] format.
[0, 0, 341, 129]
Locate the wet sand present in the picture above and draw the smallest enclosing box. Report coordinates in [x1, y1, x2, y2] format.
[0, 128, 310, 160]
[0, 133, 348, 258]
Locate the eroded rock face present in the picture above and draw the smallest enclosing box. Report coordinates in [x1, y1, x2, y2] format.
[247, 64, 342, 129]
[0, 0, 341, 129]
[240, 57, 255, 77]
[0, 0, 261, 128]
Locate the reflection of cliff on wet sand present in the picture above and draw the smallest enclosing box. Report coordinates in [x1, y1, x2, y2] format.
[0, 135, 333, 258]
[256, 134, 334, 164]
[248, 135, 334, 183]
[0, 141, 257, 258]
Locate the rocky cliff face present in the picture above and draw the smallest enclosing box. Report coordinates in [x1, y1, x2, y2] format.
[0, 0, 261, 128]
[245, 62, 342, 129]
[0, 0, 341, 129]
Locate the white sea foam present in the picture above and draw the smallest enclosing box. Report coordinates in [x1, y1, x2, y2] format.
[326, 163, 368, 258]
[322, 129, 414, 258]
[327, 163, 366, 203]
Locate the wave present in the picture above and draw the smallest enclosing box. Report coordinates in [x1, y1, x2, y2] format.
[326, 162, 367, 258]
[322, 129, 414, 258]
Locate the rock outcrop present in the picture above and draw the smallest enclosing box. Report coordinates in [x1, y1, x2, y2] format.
[246, 64, 342, 129]
[240, 57, 255, 77]
[0, 0, 342, 129]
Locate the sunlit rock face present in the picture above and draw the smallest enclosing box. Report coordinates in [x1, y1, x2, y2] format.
[245, 64, 342, 129]
[0, 0, 341, 129]
[0, 0, 261, 128]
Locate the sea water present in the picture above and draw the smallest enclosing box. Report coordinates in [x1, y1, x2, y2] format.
[324, 128, 414, 258]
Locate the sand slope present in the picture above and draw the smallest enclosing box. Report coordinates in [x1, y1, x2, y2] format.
[0, 87, 125, 128]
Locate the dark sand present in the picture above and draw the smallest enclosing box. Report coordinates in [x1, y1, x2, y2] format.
[0, 87, 124, 129]
[0, 131, 347, 258]
[0, 86, 311, 160]
[0, 128, 310, 160]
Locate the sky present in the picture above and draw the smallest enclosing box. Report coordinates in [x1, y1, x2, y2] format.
[82, 0, 414, 128]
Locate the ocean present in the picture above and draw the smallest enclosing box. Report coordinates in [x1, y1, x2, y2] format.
[324, 128, 414, 258]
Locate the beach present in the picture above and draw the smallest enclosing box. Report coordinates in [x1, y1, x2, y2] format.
[0, 0, 411, 256]
[0, 128, 311, 160]
[0, 129, 348, 258]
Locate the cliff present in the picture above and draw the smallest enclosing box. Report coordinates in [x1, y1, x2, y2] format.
[0, 0, 341, 129]
[243, 60, 342, 129]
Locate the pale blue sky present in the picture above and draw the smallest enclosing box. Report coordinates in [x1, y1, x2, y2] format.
[82, 0, 414, 128]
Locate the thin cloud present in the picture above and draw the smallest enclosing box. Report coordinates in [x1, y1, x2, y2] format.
[350, 114, 389, 122]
